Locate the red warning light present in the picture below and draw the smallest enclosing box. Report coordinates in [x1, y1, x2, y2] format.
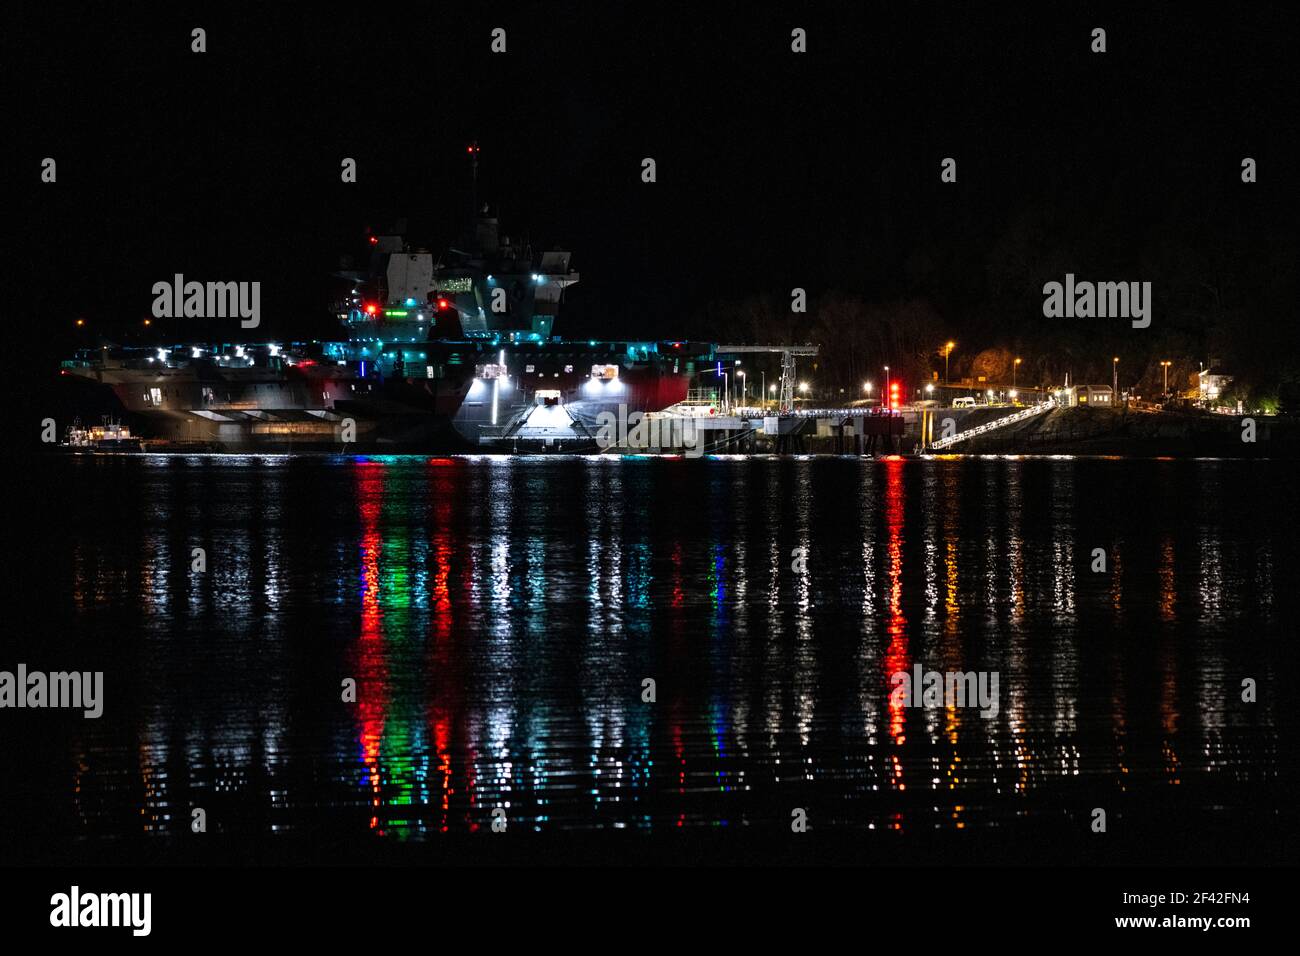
[368, 236, 378, 245]
[364, 303, 378, 316]
[437, 298, 449, 310]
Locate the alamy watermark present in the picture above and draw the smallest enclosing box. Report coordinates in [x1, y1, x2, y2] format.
[151, 274, 260, 328]
[0, 664, 103, 718]
[595, 404, 704, 458]
[1042, 273, 1151, 328]
[50, 886, 150, 936]
[889, 665, 1000, 719]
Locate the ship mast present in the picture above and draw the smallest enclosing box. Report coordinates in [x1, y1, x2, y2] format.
[468, 141, 480, 219]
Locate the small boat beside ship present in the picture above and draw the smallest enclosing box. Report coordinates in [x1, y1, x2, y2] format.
[63, 417, 145, 453]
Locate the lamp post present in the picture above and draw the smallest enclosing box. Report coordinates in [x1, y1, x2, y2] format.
[884, 366, 890, 407]
[1161, 360, 1171, 397]
[944, 342, 955, 383]
[1112, 356, 1119, 402]
[1013, 356, 1021, 391]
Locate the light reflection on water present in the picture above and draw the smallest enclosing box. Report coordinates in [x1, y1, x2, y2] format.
[26, 455, 1299, 842]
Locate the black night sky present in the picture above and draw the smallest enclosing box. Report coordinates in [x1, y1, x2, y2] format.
[14, 4, 1299, 401]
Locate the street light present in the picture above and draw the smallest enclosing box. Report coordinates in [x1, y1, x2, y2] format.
[884, 366, 890, 404]
[1112, 356, 1119, 401]
[1013, 356, 1021, 390]
[1161, 360, 1171, 397]
[944, 342, 955, 383]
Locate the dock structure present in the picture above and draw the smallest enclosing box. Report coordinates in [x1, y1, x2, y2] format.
[632, 402, 908, 454]
[469, 331, 1057, 454]
[714, 344, 819, 414]
[632, 399, 1059, 455]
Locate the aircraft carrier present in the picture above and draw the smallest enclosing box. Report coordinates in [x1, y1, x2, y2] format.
[58, 200, 715, 452]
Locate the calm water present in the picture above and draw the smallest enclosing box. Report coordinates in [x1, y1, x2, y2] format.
[5, 454, 1298, 859]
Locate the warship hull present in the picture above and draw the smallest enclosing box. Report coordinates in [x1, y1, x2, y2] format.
[58, 339, 709, 452]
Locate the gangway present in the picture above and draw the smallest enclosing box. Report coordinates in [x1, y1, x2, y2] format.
[928, 400, 1055, 450]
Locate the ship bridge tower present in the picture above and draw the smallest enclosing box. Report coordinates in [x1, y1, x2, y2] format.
[429, 144, 580, 342]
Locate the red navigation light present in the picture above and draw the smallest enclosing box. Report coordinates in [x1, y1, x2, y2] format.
[368, 236, 378, 245]
[364, 303, 378, 316]
[437, 298, 449, 310]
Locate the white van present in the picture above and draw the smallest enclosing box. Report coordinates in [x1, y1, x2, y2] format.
[951, 397, 976, 408]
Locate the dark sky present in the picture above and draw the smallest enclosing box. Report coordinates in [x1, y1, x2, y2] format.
[13, 4, 1298, 368]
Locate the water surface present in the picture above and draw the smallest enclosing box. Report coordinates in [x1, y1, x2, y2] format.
[5, 454, 1297, 859]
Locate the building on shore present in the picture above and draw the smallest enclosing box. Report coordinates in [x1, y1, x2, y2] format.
[1196, 367, 1233, 406]
[1061, 384, 1114, 407]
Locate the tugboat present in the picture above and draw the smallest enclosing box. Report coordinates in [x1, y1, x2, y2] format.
[63, 417, 145, 453]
